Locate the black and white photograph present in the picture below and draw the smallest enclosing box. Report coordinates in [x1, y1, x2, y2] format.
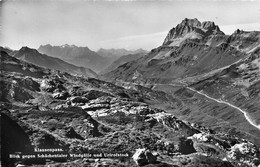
[0, 0, 260, 166]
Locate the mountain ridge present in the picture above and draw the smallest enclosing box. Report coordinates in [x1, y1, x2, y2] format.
[38, 44, 107, 72]
[12, 46, 98, 78]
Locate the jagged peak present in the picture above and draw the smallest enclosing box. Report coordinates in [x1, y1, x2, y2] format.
[233, 29, 242, 34]
[163, 18, 224, 45]
[179, 18, 201, 28]
[39, 44, 93, 51]
[61, 44, 77, 48]
[202, 21, 219, 31]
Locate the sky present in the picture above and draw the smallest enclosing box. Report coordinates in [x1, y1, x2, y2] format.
[0, 0, 260, 51]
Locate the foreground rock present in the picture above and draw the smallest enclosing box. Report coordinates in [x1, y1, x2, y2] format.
[132, 148, 157, 166]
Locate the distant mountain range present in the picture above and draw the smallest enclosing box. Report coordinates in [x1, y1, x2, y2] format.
[1, 45, 148, 77]
[11, 46, 98, 78]
[38, 44, 147, 73]
[97, 48, 147, 60]
[38, 44, 107, 72]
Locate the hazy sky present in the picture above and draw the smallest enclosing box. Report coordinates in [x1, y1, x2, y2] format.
[0, 0, 259, 51]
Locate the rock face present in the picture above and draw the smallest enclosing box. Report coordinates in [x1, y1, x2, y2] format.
[132, 148, 157, 166]
[1, 111, 34, 166]
[163, 18, 224, 45]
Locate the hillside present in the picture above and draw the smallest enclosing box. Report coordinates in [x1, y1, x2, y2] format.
[100, 52, 146, 75]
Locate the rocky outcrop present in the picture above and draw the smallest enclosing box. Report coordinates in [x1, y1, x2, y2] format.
[8, 80, 34, 102]
[1, 111, 34, 166]
[41, 79, 58, 92]
[187, 132, 260, 166]
[17, 77, 40, 92]
[52, 91, 70, 100]
[68, 96, 89, 104]
[227, 142, 260, 167]
[163, 18, 224, 45]
[40, 78, 65, 93]
[146, 112, 200, 136]
[65, 127, 84, 140]
[132, 148, 157, 166]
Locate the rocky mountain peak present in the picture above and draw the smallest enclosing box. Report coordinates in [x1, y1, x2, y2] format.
[163, 18, 224, 45]
[19, 46, 38, 54]
[179, 18, 201, 28]
[20, 46, 32, 51]
[202, 21, 217, 30]
[60, 44, 77, 48]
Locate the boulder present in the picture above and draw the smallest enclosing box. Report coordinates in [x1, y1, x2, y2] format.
[40, 79, 56, 92]
[132, 148, 157, 166]
[18, 77, 40, 91]
[65, 127, 84, 140]
[68, 96, 89, 104]
[52, 91, 70, 100]
[83, 90, 113, 100]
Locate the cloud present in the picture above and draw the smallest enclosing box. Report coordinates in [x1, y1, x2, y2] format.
[100, 31, 168, 43]
[98, 31, 168, 50]
[221, 23, 260, 34]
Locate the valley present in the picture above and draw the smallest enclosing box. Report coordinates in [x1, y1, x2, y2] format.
[186, 87, 260, 130]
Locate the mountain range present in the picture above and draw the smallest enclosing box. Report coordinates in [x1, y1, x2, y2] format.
[0, 45, 148, 78]
[97, 48, 147, 59]
[102, 18, 260, 147]
[103, 18, 259, 83]
[38, 44, 107, 72]
[11, 46, 98, 78]
[38, 44, 147, 73]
